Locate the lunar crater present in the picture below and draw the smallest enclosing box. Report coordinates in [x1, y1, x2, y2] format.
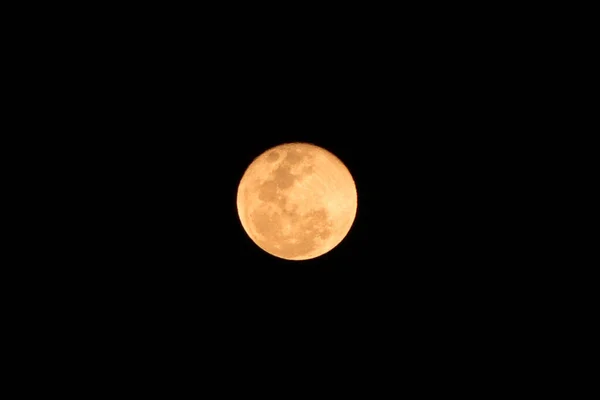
[266, 151, 280, 162]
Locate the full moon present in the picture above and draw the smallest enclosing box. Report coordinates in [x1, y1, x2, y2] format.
[237, 142, 357, 261]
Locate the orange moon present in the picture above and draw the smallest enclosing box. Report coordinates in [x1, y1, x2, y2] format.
[237, 142, 358, 261]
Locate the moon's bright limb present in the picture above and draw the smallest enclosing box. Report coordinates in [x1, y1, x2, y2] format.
[237, 142, 357, 261]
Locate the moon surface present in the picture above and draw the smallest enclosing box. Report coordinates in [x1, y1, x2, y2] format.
[237, 142, 357, 261]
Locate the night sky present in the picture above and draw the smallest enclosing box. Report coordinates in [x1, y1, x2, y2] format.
[109, 112, 504, 323]
[86, 23, 512, 326]
[46, 8, 529, 385]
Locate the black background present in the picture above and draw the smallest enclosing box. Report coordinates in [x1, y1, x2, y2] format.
[81, 18, 511, 302]
[24, 5, 541, 387]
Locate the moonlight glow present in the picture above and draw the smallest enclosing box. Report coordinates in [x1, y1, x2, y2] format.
[237, 142, 357, 261]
